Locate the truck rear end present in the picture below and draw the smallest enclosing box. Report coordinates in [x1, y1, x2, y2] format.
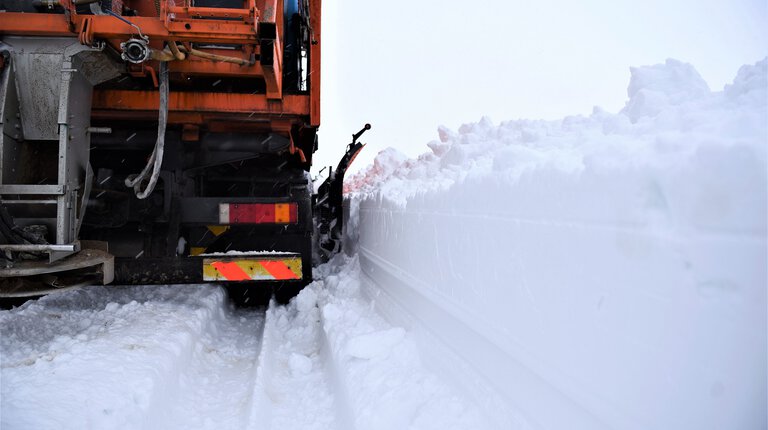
[0, 0, 331, 301]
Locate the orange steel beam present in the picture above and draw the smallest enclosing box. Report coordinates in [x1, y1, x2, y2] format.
[261, 0, 279, 22]
[0, 13, 258, 44]
[258, 0, 282, 99]
[262, 33, 282, 99]
[309, 0, 321, 126]
[92, 90, 310, 116]
[168, 6, 254, 20]
[86, 16, 257, 43]
[0, 14, 72, 37]
[92, 111, 306, 129]
[169, 58, 262, 78]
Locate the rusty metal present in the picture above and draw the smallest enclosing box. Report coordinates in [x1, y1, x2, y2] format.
[168, 6, 254, 21]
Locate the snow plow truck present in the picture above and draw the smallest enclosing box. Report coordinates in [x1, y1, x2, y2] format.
[0, 0, 365, 301]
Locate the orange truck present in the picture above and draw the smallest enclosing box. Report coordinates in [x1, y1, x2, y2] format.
[0, 0, 365, 301]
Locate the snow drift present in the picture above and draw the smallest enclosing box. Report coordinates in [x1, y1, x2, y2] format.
[346, 58, 767, 430]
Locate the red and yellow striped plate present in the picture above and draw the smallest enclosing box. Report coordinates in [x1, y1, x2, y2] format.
[202, 255, 302, 281]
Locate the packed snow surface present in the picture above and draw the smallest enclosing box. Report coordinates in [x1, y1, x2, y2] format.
[1, 262, 490, 430]
[346, 58, 767, 430]
[2, 58, 766, 430]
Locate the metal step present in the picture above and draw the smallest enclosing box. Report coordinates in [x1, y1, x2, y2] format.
[0, 184, 65, 195]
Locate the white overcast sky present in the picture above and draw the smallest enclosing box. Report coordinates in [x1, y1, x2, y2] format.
[314, 0, 768, 174]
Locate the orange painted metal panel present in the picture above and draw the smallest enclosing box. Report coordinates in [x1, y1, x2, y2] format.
[169, 58, 263, 78]
[0, 14, 71, 37]
[0, 13, 258, 44]
[2, 0, 320, 131]
[92, 90, 310, 114]
[261, 0, 280, 23]
[168, 6, 254, 20]
[309, 0, 321, 126]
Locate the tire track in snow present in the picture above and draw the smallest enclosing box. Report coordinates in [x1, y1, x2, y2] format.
[1, 285, 236, 429]
[312, 255, 495, 430]
[245, 297, 347, 430]
[160, 305, 266, 430]
[1, 285, 355, 430]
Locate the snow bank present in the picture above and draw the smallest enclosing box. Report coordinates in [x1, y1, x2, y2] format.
[248, 294, 340, 430]
[346, 58, 767, 430]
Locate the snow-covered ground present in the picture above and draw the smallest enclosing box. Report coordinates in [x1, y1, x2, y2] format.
[2, 58, 766, 430]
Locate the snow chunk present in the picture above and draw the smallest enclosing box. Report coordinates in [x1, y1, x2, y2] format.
[724, 57, 768, 103]
[293, 287, 317, 313]
[437, 125, 457, 143]
[288, 353, 313, 375]
[622, 58, 711, 122]
[345, 327, 406, 360]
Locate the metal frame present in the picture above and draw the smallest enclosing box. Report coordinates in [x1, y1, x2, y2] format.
[0, 0, 322, 129]
[0, 38, 115, 262]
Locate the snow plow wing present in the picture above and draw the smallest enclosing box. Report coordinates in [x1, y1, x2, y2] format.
[315, 124, 370, 260]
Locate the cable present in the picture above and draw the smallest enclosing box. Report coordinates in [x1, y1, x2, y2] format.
[124, 61, 168, 199]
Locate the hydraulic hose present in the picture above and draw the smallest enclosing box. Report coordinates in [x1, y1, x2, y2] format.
[178, 45, 253, 66]
[124, 61, 168, 199]
[167, 41, 185, 61]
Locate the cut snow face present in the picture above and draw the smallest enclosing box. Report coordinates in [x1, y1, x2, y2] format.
[346, 58, 767, 430]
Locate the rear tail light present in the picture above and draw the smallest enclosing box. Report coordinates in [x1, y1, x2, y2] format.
[219, 203, 298, 224]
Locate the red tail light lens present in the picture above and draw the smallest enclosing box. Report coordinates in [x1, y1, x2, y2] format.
[219, 203, 298, 224]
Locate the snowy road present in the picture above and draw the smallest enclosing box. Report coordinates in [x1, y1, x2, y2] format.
[1, 285, 271, 429]
[0, 286, 342, 430]
[0, 258, 491, 430]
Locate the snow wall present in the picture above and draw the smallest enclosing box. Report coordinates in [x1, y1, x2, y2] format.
[345, 59, 767, 430]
